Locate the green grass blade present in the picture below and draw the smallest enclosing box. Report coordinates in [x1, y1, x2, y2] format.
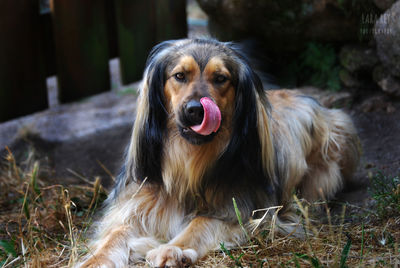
[232, 198, 251, 242]
[291, 253, 301, 268]
[0, 239, 17, 257]
[30, 162, 41, 197]
[340, 234, 352, 268]
[22, 195, 30, 220]
[220, 243, 243, 268]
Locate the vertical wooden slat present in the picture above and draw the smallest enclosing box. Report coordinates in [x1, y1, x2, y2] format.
[114, 0, 156, 85]
[156, 0, 187, 42]
[0, 0, 48, 122]
[51, 0, 110, 103]
[105, 0, 118, 59]
[40, 12, 57, 77]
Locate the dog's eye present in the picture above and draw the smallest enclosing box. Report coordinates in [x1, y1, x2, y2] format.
[174, 72, 186, 82]
[214, 75, 227, 84]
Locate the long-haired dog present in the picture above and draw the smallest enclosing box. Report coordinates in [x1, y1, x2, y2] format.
[78, 39, 360, 267]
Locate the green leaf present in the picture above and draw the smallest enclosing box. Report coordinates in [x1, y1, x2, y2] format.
[299, 42, 341, 91]
[0, 240, 17, 257]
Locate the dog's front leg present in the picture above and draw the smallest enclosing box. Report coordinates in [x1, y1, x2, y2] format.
[77, 225, 133, 268]
[146, 216, 243, 267]
[77, 225, 159, 268]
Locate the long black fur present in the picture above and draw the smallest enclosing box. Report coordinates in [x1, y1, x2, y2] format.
[134, 42, 174, 184]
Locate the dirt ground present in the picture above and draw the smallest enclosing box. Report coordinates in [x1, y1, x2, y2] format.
[332, 94, 400, 208]
[352, 101, 400, 178]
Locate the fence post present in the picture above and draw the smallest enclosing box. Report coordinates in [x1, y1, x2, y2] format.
[114, 0, 156, 85]
[51, 0, 110, 103]
[0, 0, 48, 122]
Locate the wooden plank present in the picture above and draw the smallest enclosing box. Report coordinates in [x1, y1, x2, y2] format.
[105, 0, 118, 59]
[114, 0, 156, 85]
[40, 12, 57, 77]
[0, 0, 48, 122]
[51, 0, 110, 103]
[156, 0, 187, 42]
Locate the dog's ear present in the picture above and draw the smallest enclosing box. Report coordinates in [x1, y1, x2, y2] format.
[227, 44, 276, 181]
[219, 57, 268, 180]
[133, 41, 178, 184]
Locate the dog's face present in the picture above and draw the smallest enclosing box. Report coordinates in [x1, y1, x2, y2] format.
[163, 52, 236, 145]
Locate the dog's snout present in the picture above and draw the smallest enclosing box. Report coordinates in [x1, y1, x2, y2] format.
[185, 100, 204, 125]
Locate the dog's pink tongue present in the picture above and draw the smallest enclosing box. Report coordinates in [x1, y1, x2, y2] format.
[190, 97, 221, 136]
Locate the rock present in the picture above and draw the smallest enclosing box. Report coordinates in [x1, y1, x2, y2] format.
[338, 45, 380, 90]
[377, 75, 400, 97]
[360, 95, 396, 113]
[387, 103, 396, 113]
[339, 69, 362, 88]
[372, 64, 388, 83]
[0, 90, 138, 186]
[373, 64, 400, 97]
[197, 0, 378, 53]
[374, 1, 400, 78]
[339, 45, 379, 73]
[373, 0, 395, 10]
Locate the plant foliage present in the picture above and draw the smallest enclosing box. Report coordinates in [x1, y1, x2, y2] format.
[299, 42, 342, 91]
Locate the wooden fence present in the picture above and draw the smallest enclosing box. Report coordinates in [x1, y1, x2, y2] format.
[0, 0, 187, 122]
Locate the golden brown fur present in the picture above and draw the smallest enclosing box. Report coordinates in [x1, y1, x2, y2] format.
[77, 39, 360, 268]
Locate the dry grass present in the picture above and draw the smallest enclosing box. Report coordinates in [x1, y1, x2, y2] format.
[0, 149, 399, 267]
[0, 148, 106, 267]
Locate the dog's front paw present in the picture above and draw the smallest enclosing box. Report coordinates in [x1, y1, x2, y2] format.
[146, 245, 198, 268]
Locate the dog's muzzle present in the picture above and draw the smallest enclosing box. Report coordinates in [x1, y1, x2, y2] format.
[179, 98, 221, 145]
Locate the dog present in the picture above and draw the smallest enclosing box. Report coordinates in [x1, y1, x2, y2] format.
[77, 39, 360, 267]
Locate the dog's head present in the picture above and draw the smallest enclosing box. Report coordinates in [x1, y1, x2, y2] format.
[164, 49, 234, 145]
[127, 39, 273, 188]
[143, 39, 265, 143]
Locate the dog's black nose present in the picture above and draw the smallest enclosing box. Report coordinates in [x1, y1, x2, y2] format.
[185, 100, 204, 125]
